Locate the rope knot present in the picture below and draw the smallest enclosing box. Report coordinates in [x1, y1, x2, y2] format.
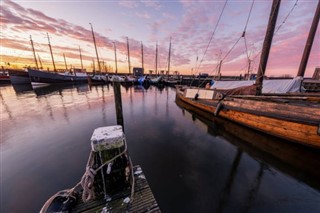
[81, 166, 97, 202]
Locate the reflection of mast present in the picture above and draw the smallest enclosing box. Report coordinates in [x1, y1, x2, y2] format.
[216, 148, 243, 213]
[90, 23, 101, 74]
[127, 37, 131, 74]
[30, 35, 39, 69]
[242, 163, 265, 213]
[47, 33, 56, 72]
[113, 42, 118, 73]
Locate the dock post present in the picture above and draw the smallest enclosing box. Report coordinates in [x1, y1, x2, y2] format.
[90, 126, 130, 199]
[113, 78, 124, 128]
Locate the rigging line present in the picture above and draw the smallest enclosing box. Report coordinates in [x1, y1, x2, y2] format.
[275, 0, 299, 34]
[220, 0, 255, 66]
[195, 0, 228, 73]
[221, 36, 242, 62]
[243, 0, 255, 33]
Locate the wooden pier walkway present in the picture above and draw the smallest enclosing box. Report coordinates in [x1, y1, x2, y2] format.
[72, 165, 161, 213]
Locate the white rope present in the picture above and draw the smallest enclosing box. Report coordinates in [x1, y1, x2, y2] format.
[40, 136, 134, 212]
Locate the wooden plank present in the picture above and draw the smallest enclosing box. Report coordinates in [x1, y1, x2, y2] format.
[222, 98, 320, 124]
[219, 110, 320, 147]
[71, 165, 160, 213]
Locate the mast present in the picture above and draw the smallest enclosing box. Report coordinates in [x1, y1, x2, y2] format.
[155, 43, 158, 76]
[47, 33, 56, 72]
[30, 35, 39, 69]
[127, 37, 131, 74]
[297, 0, 320, 77]
[79, 46, 84, 71]
[168, 37, 172, 76]
[37, 54, 43, 69]
[141, 41, 144, 71]
[90, 23, 101, 74]
[113, 42, 118, 74]
[92, 58, 95, 72]
[217, 60, 222, 80]
[63, 53, 68, 70]
[255, 0, 281, 95]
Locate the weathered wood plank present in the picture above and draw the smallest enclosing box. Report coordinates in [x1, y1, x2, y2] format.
[222, 98, 320, 124]
[219, 110, 320, 147]
[71, 165, 160, 213]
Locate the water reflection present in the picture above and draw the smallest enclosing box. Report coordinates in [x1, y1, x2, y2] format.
[176, 98, 320, 191]
[1, 84, 320, 213]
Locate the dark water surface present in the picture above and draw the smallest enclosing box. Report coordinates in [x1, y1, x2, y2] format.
[1, 83, 320, 213]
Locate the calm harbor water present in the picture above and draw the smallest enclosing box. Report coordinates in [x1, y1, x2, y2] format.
[1, 83, 320, 213]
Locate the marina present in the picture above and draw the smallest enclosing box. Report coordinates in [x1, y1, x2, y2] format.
[1, 0, 320, 212]
[1, 83, 320, 212]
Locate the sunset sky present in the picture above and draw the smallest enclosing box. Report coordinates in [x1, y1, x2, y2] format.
[1, 0, 319, 77]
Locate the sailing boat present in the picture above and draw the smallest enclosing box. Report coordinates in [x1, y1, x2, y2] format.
[28, 33, 88, 85]
[88, 23, 108, 85]
[176, 0, 320, 148]
[8, 35, 36, 85]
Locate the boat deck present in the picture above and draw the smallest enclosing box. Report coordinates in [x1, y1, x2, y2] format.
[72, 165, 161, 213]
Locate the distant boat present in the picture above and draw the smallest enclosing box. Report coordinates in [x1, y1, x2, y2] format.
[89, 73, 109, 85]
[8, 69, 30, 84]
[150, 75, 163, 84]
[0, 70, 11, 84]
[28, 68, 88, 85]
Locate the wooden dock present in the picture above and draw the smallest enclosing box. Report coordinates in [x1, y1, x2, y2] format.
[72, 165, 161, 213]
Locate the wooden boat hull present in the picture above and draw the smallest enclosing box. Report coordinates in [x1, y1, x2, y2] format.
[8, 69, 30, 84]
[176, 87, 320, 148]
[28, 68, 88, 84]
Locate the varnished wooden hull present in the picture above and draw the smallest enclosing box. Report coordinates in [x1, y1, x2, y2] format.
[176, 87, 320, 148]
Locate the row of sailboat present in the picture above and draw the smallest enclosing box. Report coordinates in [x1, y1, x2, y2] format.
[6, 23, 176, 87]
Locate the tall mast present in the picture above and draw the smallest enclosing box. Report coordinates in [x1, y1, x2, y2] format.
[37, 54, 43, 69]
[63, 53, 68, 70]
[113, 42, 118, 74]
[92, 58, 95, 72]
[127, 37, 131, 74]
[79, 46, 84, 71]
[297, 0, 320, 77]
[90, 23, 101, 73]
[30, 35, 39, 69]
[168, 37, 172, 75]
[47, 33, 56, 72]
[255, 0, 281, 95]
[141, 41, 144, 71]
[155, 43, 158, 75]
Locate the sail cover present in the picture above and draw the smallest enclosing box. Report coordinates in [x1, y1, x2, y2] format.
[210, 77, 303, 93]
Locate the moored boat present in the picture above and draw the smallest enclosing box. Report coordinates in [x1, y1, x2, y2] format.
[8, 69, 30, 84]
[28, 68, 88, 85]
[0, 70, 11, 84]
[176, 86, 320, 148]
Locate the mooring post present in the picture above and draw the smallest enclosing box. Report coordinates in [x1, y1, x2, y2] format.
[113, 78, 124, 128]
[90, 126, 130, 199]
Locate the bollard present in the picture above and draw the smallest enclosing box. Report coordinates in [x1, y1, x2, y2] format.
[90, 125, 130, 198]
